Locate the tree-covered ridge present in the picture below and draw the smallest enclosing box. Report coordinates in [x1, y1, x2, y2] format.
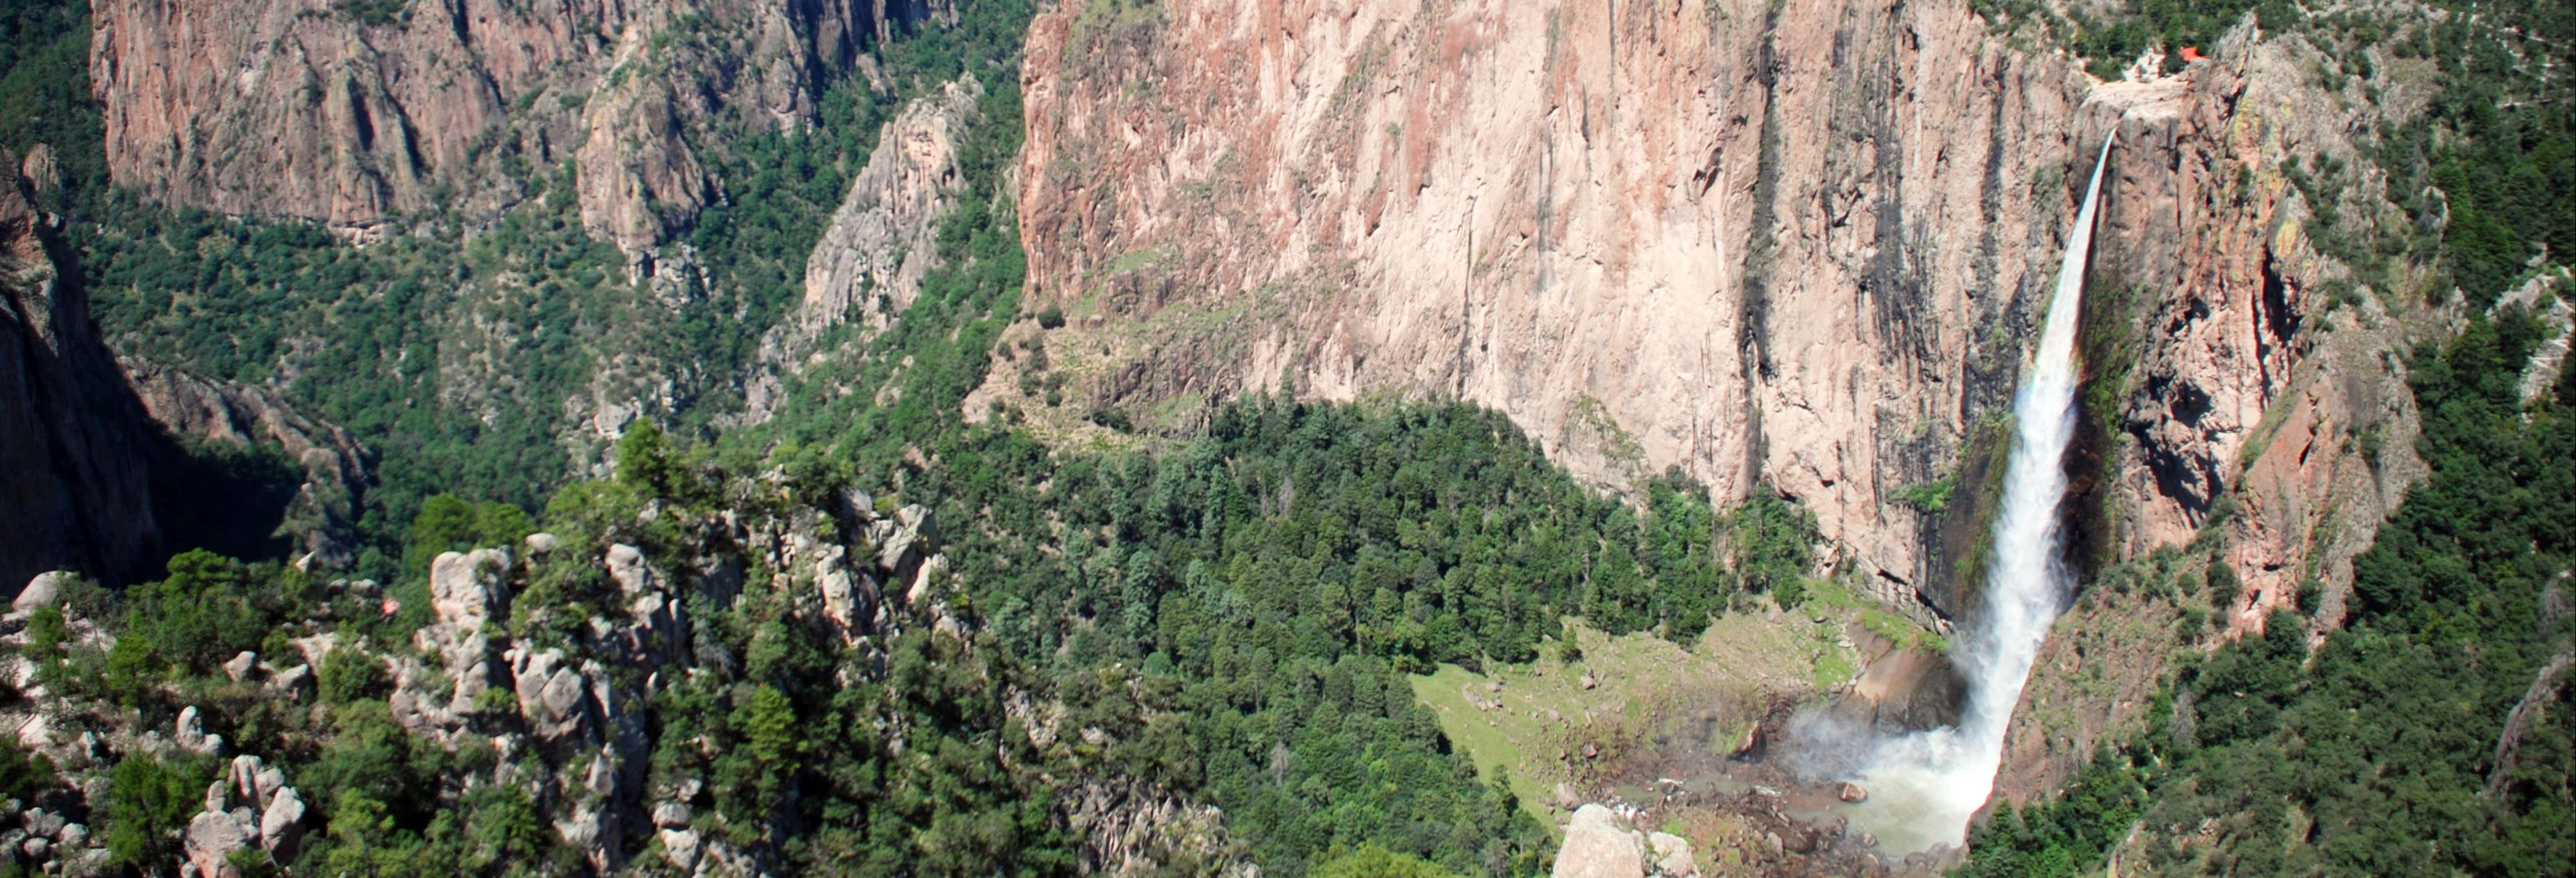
[1958, 312, 2576, 876]
[3, 389, 1808, 876]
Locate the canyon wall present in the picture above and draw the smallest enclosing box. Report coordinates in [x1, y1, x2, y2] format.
[1008, 0, 2419, 641]
[89, 0, 934, 255]
[1012, 0, 2098, 615]
[0, 151, 162, 587]
[0, 149, 373, 589]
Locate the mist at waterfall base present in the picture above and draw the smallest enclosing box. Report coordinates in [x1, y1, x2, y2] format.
[1832, 137, 2117, 855]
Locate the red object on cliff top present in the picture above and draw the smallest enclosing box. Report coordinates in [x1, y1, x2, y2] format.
[2179, 46, 2208, 63]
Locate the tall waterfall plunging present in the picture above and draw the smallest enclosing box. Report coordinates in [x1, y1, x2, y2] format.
[1843, 135, 2116, 854]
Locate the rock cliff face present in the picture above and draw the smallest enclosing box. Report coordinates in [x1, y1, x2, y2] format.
[0, 151, 162, 588]
[90, 0, 936, 255]
[0, 147, 375, 588]
[1011, 0, 2097, 615]
[1009, 0, 2417, 632]
[743, 76, 980, 423]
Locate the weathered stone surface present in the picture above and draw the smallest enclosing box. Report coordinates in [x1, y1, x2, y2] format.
[119, 359, 373, 564]
[174, 705, 223, 755]
[605, 544, 654, 595]
[659, 827, 702, 872]
[1647, 831, 1696, 877]
[429, 549, 511, 628]
[11, 572, 62, 614]
[760, 77, 981, 384]
[183, 810, 248, 878]
[1009, 0, 2420, 640]
[0, 153, 162, 587]
[259, 786, 305, 856]
[1552, 804, 1648, 878]
[23, 807, 65, 839]
[652, 800, 691, 829]
[221, 651, 257, 683]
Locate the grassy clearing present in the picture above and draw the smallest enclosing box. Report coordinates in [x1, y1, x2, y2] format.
[1408, 613, 1852, 828]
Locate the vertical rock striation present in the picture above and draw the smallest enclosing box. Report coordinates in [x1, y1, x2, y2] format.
[1010, 0, 2424, 641]
[1013, 0, 2093, 611]
[89, 0, 939, 255]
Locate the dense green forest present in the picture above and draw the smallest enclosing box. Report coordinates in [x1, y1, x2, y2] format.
[13, 391, 1815, 875]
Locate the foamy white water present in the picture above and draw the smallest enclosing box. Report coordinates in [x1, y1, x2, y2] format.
[1845, 136, 2115, 854]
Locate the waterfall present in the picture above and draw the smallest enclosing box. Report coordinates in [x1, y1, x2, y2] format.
[1844, 135, 2115, 854]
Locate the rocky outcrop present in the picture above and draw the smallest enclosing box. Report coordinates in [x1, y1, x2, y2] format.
[743, 76, 982, 423]
[2080, 34, 2428, 639]
[90, 0, 942, 255]
[181, 754, 305, 876]
[798, 77, 981, 341]
[0, 149, 163, 589]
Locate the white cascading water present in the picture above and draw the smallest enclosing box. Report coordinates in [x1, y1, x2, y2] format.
[1844, 135, 2115, 854]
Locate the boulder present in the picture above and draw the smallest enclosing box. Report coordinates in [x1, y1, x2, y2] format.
[259, 787, 304, 857]
[21, 808, 63, 839]
[21, 835, 46, 860]
[651, 800, 690, 829]
[12, 572, 63, 614]
[56, 822, 84, 849]
[1838, 781, 1868, 803]
[524, 532, 559, 555]
[1552, 781, 1582, 811]
[605, 543, 655, 595]
[429, 548, 510, 627]
[221, 651, 257, 683]
[270, 664, 313, 697]
[658, 827, 702, 872]
[175, 706, 223, 755]
[184, 811, 249, 878]
[1552, 803, 1649, 878]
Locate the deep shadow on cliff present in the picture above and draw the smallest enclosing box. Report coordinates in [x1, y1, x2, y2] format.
[0, 151, 357, 591]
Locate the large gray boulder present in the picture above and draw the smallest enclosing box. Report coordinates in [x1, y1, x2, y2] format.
[1552, 804, 1650, 878]
[259, 786, 305, 857]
